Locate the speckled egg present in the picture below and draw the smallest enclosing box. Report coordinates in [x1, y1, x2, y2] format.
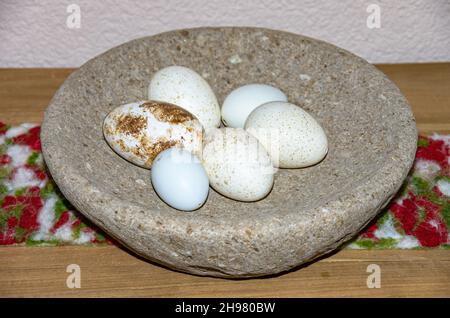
[148, 65, 221, 134]
[221, 84, 288, 128]
[202, 128, 275, 202]
[103, 100, 203, 169]
[244, 101, 328, 168]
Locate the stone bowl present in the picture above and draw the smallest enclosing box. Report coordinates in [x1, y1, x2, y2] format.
[41, 27, 417, 278]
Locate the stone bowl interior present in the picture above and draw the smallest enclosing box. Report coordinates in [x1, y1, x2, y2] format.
[41, 27, 417, 278]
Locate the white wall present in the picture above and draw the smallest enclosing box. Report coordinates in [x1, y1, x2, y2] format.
[0, 0, 449, 67]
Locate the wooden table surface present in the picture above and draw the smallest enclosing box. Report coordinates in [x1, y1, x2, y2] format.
[0, 64, 449, 297]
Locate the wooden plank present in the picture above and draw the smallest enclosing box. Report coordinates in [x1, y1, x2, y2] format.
[377, 64, 450, 134]
[0, 65, 449, 297]
[1, 246, 449, 297]
[0, 68, 73, 125]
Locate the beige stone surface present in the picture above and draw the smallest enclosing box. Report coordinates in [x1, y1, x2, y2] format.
[41, 27, 417, 277]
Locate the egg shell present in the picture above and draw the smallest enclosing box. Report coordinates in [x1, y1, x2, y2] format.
[221, 84, 288, 128]
[103, 100, 203, 169]
[148, 65, 221, 134]
[202, 128, 275, 202]
[151, 148, 209, 211]
[245, 101, 328, 168]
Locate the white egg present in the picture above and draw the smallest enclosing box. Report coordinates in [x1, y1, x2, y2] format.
[151, 148, 209, 211]
[245, 101, 328, 168]
[148, 65, 221, 134]
[202, 128, 275, 202]
[221, 84, 287, 128]
[103, 100, 203, 169]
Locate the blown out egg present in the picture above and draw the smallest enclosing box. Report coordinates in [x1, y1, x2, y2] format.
[103, 100, 203, 169]
[202, 128, 275, 202]
[245, 101, 328, 168]
[151, 147, 209, 211]
[148, 65, 221, 134]
[221, 83, 288, 128]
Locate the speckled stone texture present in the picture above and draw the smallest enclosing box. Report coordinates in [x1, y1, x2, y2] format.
[41, 27, 417, 278]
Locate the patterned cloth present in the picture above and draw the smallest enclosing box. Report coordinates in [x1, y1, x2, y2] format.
[348, 134, 450, 249]
[0, 122, 108, 245]
[0, 122, 449, 249]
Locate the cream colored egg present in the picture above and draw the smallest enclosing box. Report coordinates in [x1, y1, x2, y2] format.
[103, 100, 203, 169]
[244, 101, 328, 168]
[148, 65, 221, 134]
[221, 83, 287, 128]
[202, 128, 275, 202]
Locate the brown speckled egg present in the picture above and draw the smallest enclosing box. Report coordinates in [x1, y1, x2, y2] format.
[103, 100, 203, 169]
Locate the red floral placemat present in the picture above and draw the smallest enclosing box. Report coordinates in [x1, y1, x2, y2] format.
[0, 122, 449, 249]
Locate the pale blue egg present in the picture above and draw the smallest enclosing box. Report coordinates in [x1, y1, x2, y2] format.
[151, 147, 209, 211]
